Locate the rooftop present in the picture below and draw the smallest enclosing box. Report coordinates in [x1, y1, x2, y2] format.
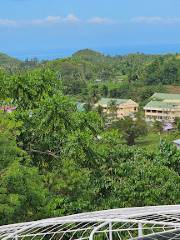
[151, 93, 180, 101]
[0, 106, 17, 112]
[98, 98, 132, 106]
[173, 139, 180, 145]
[144, 100, 180, 110]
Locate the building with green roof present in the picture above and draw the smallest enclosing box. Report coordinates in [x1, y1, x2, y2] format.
[144, 93, 180, 122]
[96, 98, 139, 119]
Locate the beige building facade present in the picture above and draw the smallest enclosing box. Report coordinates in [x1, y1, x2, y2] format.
[96, 98, 139, 119]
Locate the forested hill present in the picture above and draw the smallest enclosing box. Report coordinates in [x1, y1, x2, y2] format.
[72, 49, 106, 62]
[0, 49, 179, 103]
[0, 52, 21, 67]
[36, 49, 179, 103]
[45, 49, 180, 85]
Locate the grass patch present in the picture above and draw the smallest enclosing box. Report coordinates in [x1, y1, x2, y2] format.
[136, 130, 180, 151]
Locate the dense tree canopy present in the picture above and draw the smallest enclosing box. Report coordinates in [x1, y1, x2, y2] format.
[0, 49, 180, 225]
[113, 116, 148, 145]
[0, 113, 49, 224]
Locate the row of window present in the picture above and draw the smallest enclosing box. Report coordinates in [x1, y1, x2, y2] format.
[146, 110, 173, 114]
[146, 116, 175, 120]
[103, 107, 137, 111]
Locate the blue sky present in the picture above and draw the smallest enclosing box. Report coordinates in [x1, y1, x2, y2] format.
[1, 0, 180, 59]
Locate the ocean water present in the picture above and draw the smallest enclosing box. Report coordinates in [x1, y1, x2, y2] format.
[8, 44, 180, 61]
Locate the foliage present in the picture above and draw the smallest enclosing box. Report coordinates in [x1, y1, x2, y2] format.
[175, 117, 180, 131]
[0, 49, 180, 225]
[0, 53, 21, 70]
[143, 56, 180, 85]
[113, 116, 148, 145]
[153, 120, 163, 133]
[0, 113, 49, 224]
[0, 68, 61, 110]
[0, 162, 48, 224]
[89, 139, 180, 208]
[155, 140, 180, 174]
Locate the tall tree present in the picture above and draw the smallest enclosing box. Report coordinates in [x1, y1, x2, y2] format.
[0, 113, 48, 224]
[114, 116, 148, 145]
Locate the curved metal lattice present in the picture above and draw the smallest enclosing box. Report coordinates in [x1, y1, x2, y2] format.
[1, 205, 180, 240]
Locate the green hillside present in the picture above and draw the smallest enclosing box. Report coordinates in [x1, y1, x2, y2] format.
[72, 49, 106, 62]
[0, 52, 21, 66]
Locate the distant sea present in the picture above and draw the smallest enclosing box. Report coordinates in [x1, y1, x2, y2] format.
[8, 43, 180, 61]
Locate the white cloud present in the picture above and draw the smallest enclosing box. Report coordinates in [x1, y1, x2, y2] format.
[131, 16, 180, 24]
[2, 15, 180, 28]
[31, 14, 80, 25]
[62, 14, 80, 23]
[44, 16, 62, 24]
[88, 17, 115, 25]
[0, 15, 115, 27]
[0, 18, 17, 26]
[31, 16, 62, 25]
[31, 16, 61, 25]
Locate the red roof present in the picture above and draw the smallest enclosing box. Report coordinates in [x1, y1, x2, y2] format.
[0, 106, 17, 112]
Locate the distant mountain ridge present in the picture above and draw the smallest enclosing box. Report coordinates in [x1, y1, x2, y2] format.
[0, 52, 21, 66]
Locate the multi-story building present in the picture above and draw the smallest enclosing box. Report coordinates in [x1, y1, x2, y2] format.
[96, 98, 139, 119]
[144, 93, 180, 122]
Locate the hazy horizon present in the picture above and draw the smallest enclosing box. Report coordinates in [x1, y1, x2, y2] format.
[3, 43, 180, 61]
[1, 0, 180, 60]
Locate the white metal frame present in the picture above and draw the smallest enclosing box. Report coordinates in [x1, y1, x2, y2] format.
[1, 205, 180, 239]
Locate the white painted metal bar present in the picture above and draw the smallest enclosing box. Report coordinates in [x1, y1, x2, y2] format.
[109, 222, 113, 240]
[2, 205, 180, 239]
[138, 223, 143, 237]
[89, 222, 109, 240]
